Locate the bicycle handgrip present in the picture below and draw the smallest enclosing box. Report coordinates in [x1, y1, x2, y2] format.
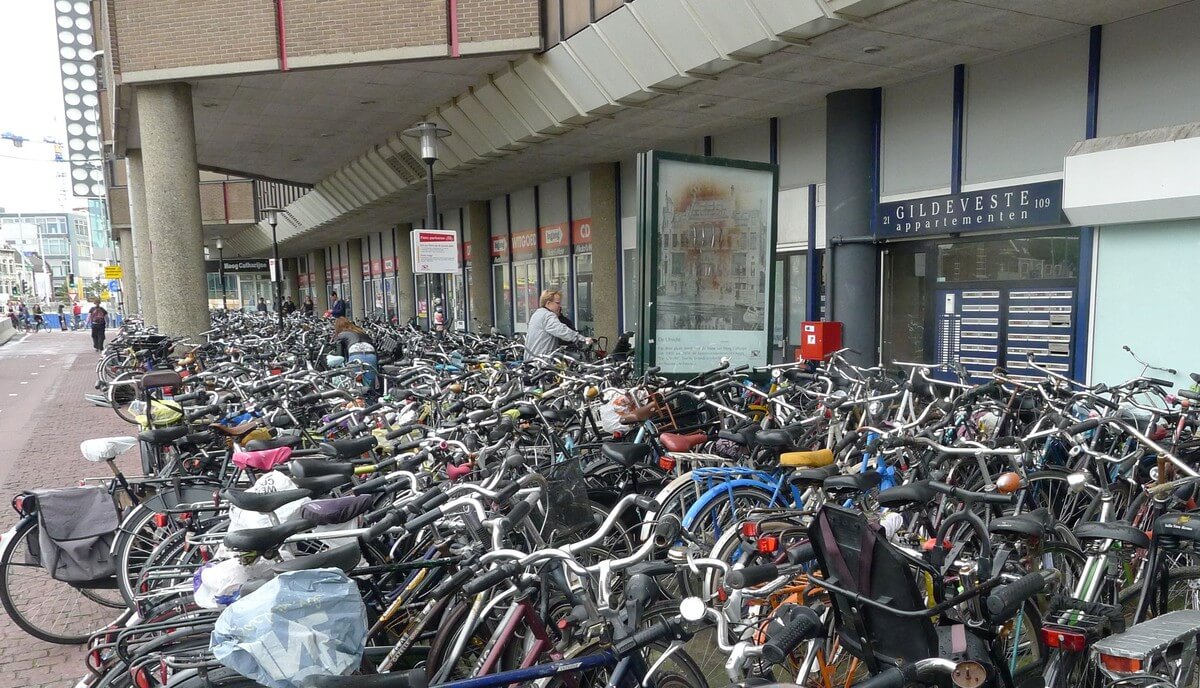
[727, 564, 779, 589]
[787, 542, 816, 566]
[762, 606, 823, 665]
[653, 514, 681, 547]
[403, 507, 443, 533]
[494, 481, 521, 503]
[850, 666, 911, 688]
[987, 571, 1049, 621]
[410, 488, 449, 513]
[367, 511, 402, 538]
[173, 391, 205, 404]
[295, 393, 320, 406]
[1147, 377, 1174, 388]
[506, 499, 533, 525]
[835, 432, 861, 453]
[186, 404, 220, 422]
[385, 424, 419, 441]
[1067, 418, 1101, 435]
[429, 566, 477, 599]
[462, 563, 520, 595]
[633, 495, 660, 513]
[617, 620, 682, 657]
[352, 476, 389, 495]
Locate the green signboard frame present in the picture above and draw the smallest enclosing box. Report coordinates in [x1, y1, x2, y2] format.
[636, 150, 779, 377]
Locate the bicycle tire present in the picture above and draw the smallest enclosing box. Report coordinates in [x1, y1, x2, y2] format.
[0, 518, 120, 644]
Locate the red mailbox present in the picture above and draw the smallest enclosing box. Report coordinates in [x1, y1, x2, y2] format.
[797, 321, 843, 361]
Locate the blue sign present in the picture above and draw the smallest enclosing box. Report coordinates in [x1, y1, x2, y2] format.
[877, 180, 1066, 237]
[108, 279, 120, 293]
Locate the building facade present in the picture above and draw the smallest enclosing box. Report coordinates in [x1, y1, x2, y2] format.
[91, 0, 1200, 386]
[0, 212, 99, 295]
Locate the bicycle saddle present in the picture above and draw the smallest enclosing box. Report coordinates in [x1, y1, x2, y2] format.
[542, 407, 577, 423]
[789, 463, 840, 487]
[989, 507, 1053, 538]
[292, 474, 351, 498]
[244, 434, 301, 452]
[601, 442, 652, 467]
[222, 487, 312, 514]
[718, 427, 758, 446]
[329, 435, 378, 459]
[272, 541, 362, 575]
[222, 518, 314, 553]
[780, 448, 834, 468]
[299, 494, 374, 526]
[660, 432, 707, 453]
[306, 669, 428, 688]
[754, 429, 794, 449]
[209, 419, 261, 437]
[138, 426, 189, 446]
[822, 471, 883, 494]
[877, 481, 938, 509]
[1074, 520, 1150, 549]
[290, 458, 356, 479]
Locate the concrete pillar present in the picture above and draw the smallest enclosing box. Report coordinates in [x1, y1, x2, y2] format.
[394, 224, 414, 322]
[117, 226, 138, 314]
[590, 163, 620, 343]
[465, 202, 492, 332]
[309, 250, 328, 313]
[125, 150, 156, 325]
[137, 83, 208, 339]
[348, 239, 364, 321]
[283, 258, 299, 302]
[825, 89, 880, 365]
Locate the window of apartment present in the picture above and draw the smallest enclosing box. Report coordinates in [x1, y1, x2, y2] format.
[42, 238, 69, 255]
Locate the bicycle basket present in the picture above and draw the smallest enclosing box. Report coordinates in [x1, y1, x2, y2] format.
[540, 455, 594, 542]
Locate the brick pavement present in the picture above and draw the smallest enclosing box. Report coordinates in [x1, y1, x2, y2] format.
[0, 331, 139, 688]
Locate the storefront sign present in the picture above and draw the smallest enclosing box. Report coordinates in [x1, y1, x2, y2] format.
[370, 259, 382, 275]
[204, 259, 269, 273]
[462, 241, 472, 265]
[511, 230, 537, 259]
[571, 218, 592, 253]
[490, 235, 508, 260]
[877, 180, 1066, 237]
[411, 229, 459, 274]
[539, 224, 568, 257]
[298, 273, 309, 287]
[340, 265, 349, 281]
[383, 257, 395, 272]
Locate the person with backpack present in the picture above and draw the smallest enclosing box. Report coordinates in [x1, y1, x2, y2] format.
[87, 299, 108, 351]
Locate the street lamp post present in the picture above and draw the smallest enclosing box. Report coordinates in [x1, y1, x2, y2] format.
[262, 208, 284, 330]
[215, 237, 227, 310]
[403, 122, 451, 331]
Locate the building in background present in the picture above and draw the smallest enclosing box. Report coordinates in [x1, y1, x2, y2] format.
[0, 211, 100, 295]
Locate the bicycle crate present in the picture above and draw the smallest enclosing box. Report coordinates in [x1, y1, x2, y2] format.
[540, 455, 594, 542]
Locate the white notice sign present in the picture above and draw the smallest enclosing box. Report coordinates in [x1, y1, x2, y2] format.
[411, 229, 459, 274]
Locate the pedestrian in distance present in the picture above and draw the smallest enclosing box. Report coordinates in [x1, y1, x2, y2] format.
[330, 291, 347, 319]
[57, 303, 67, 331]
[525, 289, 592, 359]
[6, 308, 16, 330]
[303, 294, 315, 315]
[86, 298, 108, 352]
[256, 298, 268, 313]
[32, 304, 44, 332]
[284, 296, 297, 315]
[72, 300, 82, 330]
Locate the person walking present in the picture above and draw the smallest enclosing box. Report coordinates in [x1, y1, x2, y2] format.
[32, 304, 44, 332]
[256, 298, 268, 313]
[330, 291, 346, 319]
[57, 303, 67, 331]
[525, 289, 591, 359]
[72, 300, 82, 330]
[17, 303, 28, 332]
[302, 294, 315, 315]
[87, 299, 108, 351]
[283, 296, 297, 315]
[331, 317, 378, 390]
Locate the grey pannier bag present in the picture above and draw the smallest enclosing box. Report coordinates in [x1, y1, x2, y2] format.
[33, 486, 120, 583]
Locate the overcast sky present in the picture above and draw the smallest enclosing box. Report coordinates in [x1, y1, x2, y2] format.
[0, 1, 75, 214]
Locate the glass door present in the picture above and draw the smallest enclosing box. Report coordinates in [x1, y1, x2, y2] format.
[573, 252, 593, 335]
[512, 260, 538, 333]
[492, 263, 512, 335]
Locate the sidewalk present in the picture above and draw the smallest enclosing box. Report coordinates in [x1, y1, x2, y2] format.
[0, 331, 139, 688]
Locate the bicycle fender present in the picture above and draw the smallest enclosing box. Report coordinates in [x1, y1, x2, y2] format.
[637, 471, 696, 542]
[681, 479, 779, 531]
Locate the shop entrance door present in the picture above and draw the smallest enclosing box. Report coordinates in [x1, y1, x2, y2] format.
[933, 286, 1074, 382]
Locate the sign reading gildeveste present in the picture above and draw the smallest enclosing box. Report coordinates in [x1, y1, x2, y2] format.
[411, 230, 459, 274]
[877, 180, 1066, 237]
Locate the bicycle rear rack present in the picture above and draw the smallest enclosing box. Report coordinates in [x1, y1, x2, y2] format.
[1092, 609, 1200, 679]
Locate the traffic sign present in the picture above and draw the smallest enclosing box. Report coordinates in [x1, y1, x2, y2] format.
[108, 279, 121, 293]
[100, 290, 110, 300]
[104, 265, 123, 279]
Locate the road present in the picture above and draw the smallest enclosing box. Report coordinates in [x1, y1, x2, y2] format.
[0, 330, 136, 688]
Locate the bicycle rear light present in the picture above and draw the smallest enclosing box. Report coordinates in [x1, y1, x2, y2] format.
[152, 513, 170, 528]
[741, 521, 759, 539]
[658, 455, 676, 471]
[1098, 654, 1141, 673]
[757, 534, 779, 554]
[1040, 626, 1087, 652]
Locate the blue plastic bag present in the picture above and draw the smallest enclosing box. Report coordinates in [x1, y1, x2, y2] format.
[210, 568, 367, 688]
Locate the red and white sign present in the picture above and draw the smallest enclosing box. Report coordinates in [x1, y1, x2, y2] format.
[340, 265, 349, 281]
[462, 241, 473, 264]
[326, 267, 333, 280]
[370, 259, 382, 275]
[383, 257, 395, 272]
[539, 224, 567, 250]
[490, 235, 508, 259]
[571, 218, 592, 245]
[361, 261, 371, 276]
[511, 230, 537, 258]
[411, 229, 460, 274]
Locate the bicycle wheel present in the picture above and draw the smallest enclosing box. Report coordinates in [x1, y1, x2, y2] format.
[1016, 470, 1101, 529]
[687, 484, 781, 550]
[543, 639, 709, 688]
[114, 503, 202, 608]
[0, 518, 121, 643]
[107, 371, 142, 426]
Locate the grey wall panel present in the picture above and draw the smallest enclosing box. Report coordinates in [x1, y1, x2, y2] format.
[778, 107, 826, 191]
[620, 157, 637, 229]
[539, 178, 569, 226]
[571, 170, 591, 219]
[510, 187, 537, 233]
[490, 196, 507, 237]
[1098, 2, 1200, 137]
[441, 208, 462, 232]
[881, 71, 953, 196]
[712, 120, 770, 163]
[963, 32, 1088, 186]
